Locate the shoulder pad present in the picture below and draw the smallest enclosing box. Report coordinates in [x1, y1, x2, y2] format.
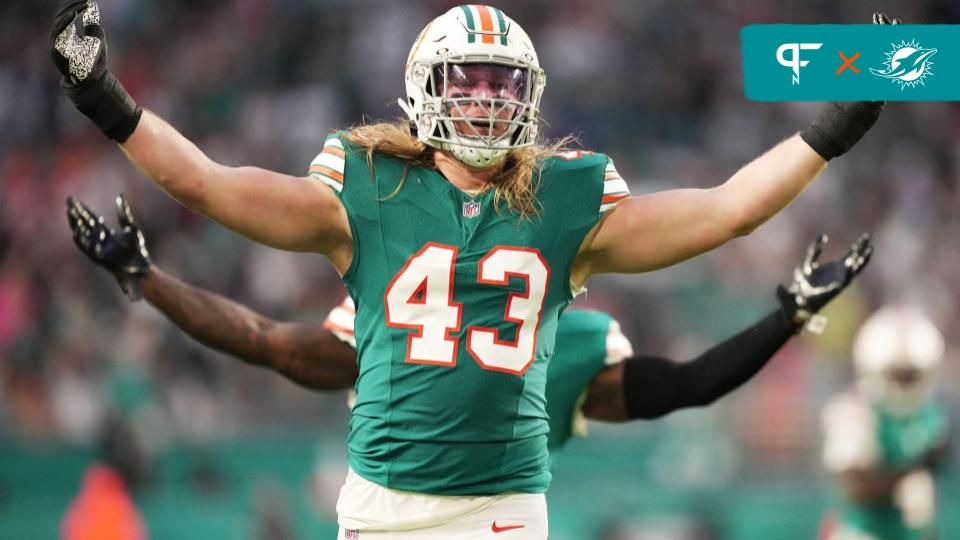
[308, 133, 347, 192]
[543, 150, 610, 171]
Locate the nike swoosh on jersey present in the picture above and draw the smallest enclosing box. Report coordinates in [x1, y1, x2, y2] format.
[491, 522, 526, 533]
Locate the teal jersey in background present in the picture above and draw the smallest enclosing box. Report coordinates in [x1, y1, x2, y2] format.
[822, 393, 949, 540]
[545, 310, 632, 460]
[309, 136, 630, 496]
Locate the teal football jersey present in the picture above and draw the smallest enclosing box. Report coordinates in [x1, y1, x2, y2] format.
[544, 310, 632, 459]
[310, 136, 630, 495]
[325, 301, 634, 464]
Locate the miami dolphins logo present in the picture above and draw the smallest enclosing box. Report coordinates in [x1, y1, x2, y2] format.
[870, 39, 937, 89]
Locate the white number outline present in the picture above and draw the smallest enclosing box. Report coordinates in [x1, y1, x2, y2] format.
[383, 243, 463, 367]
[466, 247, 551, 375]
[383, 244, 550, 376]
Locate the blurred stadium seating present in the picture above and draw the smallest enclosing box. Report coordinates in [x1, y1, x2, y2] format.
[2, 1, 959, 538]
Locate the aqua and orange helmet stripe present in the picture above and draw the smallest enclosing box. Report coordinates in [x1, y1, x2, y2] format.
[459, 5, 508, 45]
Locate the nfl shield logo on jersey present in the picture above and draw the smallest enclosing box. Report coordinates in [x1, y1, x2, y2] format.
[343, 530, 359, 540]
[462, 200, 482, 218]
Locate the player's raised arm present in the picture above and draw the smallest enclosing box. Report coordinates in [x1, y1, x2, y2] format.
[574, 103, 880, 280]
[121, 112, 351, 262]
[573, 14, 897, 282]
[582, 234, 872, 421]
[66, 196, 359, 390]
[50, 2, 350, 268]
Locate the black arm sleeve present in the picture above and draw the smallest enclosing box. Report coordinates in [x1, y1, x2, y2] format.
[623, 308, 799, 419]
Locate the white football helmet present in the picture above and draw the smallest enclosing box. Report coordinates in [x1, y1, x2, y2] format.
[400, 5, 546, 167]
[853, 305, 944, 416]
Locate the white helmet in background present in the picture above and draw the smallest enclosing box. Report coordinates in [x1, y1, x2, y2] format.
[853, 305, 945, 416]
[400, 5, 546, 167]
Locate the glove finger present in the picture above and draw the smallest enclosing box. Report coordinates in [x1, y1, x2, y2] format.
[115, 194, 136, 229]
[845, 234, 873, 273]
[854, 243, 874, 273]
[66, 197, 82, 233]
[855, 232, 872, 253]
[81, 1, 100, 28]
[70, 197, 95, 225]
[53, 22, 78, 63]
[69, 213, 88, 245]
[67, 204, 96, 248]
[82, 2, 105, 43]
[52, 0, 88, 40]
[66, 200, 88, 235]
[873, 12, 902, 26]
[804, 234, 827, 273]
[76, 198, 105, 231]
[846, 233, 867, 259]
[853, 234, 873, 270]
[69, 209, 93, 250]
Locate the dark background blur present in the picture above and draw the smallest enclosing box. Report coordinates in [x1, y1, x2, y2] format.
[2, 1, 960, 538]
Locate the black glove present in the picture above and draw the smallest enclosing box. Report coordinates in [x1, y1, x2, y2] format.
[51, 1, 142, 142]
[67, 195, 151, 301]
[798, 12, 899, 160]
[872, 12, 902, 25]
[777, 233, 873, 328]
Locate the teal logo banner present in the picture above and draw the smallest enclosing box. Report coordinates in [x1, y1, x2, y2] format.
[741, 25, 960, 100]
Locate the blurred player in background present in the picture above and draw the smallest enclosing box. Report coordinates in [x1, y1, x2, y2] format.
[52, 1, 889, 536]
[820, 305, 950, 540]
[69, 193, 871, 471]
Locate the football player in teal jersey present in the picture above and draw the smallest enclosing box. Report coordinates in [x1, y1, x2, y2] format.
[52, 2, 891, 535]
[70, 195, 873, 527]
[820, 306, 950, 540]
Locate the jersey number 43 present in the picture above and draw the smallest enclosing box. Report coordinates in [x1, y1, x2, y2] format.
[384, 242, 550, 376]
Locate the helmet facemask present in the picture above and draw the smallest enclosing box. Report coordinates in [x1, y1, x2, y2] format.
[443, 62, 531, 137]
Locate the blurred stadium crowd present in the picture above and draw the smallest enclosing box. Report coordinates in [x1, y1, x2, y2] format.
[2, 0, 960, 538]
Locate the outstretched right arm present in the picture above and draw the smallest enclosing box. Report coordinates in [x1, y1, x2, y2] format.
[51, 1, 351, 270]
[121, 112, 351, 264]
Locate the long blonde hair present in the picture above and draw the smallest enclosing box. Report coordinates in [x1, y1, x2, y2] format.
[343, 121, 573, 220]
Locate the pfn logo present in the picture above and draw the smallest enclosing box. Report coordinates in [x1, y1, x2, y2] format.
[776, 43, 823, 84]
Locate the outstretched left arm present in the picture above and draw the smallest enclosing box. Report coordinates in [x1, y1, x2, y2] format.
[142, 267, 359, 390]
[573, 14, 893, 284]
[66, 195, 359, 390]
[574, 135, 826, 283]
